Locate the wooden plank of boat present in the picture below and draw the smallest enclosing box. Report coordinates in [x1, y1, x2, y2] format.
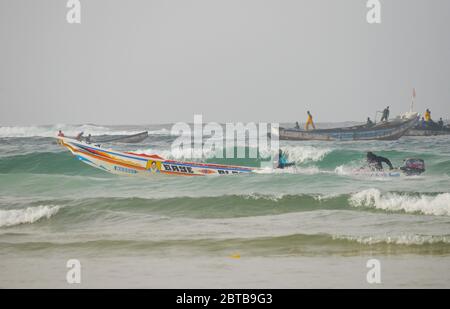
[276, 114, 418, 141]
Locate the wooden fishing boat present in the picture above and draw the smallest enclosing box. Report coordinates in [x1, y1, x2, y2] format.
[275, 113, 418, 141]
[67, 131, 149, 144]
[93, 131, 149, 143]
[58, 137, 255, 176]
[405, 125, 450, 136]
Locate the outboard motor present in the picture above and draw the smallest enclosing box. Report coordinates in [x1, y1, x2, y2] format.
[400, 158, 425, 176]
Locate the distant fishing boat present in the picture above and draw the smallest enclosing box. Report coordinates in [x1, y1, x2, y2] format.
[406, 124, 450, 136]
[403, 88, 450, 136]
[67, 131, 149, 144]
[274, 113, 418, 141]
[93, 131, 149, 143]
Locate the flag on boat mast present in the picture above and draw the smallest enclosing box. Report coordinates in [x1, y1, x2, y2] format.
[410, 88, 416, 112]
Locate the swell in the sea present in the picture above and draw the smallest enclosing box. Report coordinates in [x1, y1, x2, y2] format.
[1, 145, 449, 175]
[2, 234, 450, 257]
[1, 190, 449, 229]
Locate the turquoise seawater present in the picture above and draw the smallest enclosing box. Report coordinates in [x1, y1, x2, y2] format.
[0, 124, 449, 288]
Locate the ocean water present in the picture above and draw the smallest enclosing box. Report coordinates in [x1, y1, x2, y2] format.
[0, 124, 449, 288]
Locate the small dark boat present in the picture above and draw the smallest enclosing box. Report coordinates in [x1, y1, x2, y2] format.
[275, 113, 418, 141]
[68, 131, 149, 144]
[92, 131, 149, 143]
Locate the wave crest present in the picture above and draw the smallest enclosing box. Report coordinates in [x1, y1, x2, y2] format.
[333, 234, 450, 245]
[0, 124, 151, 138]
[282, 146, 331, 163]
[0, 205, 60, 227]
[132, 145, 331, 163]
[349, 189, 450, 216]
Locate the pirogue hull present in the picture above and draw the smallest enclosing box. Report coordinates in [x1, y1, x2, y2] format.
[277, 114, 418, 141]
[58, 137, 254, 176]
[67, 131, 149, 144]
[405, 128, 450, 136]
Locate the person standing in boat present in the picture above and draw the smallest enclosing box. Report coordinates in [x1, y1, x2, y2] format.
[438, 118, 444, 129]
[295, 122, 300, 129]
[380, 106, 390, 122]
[424, 109, 432, 122]
[420, 117, 426, 129]
[305, 111, 316, 130]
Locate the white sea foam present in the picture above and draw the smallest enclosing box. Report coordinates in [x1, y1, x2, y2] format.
[0, 205, 60, 228]
[313, 193, 341, 202]
[133, 144, 331, 164]
[333, 234, 450, 245]
[243, 193, 285, 202]
[334, 164, 389, 179]
[334, 165, 353, 176]
[349, 189, 450, 216]
[253, 166, 323, 175]
[280, 146, 331, 163]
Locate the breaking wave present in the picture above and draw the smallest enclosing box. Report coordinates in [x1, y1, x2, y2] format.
[0, 205, 60, 227]
[333, 234, 450, 246]
[0, 125, 168, 138]
[131, 144, 331, 163]
[281, 146, 331, 163]
[349, 189, 450, 216]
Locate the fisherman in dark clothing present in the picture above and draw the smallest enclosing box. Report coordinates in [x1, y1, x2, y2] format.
[366, 152, 394, 171]
[366, 117, 374, 126]
[76, 132, 84, 141]
[86, 134, 92, 144]
[438, 118, 444, 129]
[380, 106, 390, 122]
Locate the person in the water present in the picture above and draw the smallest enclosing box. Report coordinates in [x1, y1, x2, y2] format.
[278, 149, 297, 169]
[278, 149, 287, 168]
[366, 151, 394, 171]
[277, 149, 296, 169]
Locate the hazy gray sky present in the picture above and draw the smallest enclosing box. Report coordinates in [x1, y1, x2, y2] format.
[1, 0, 449, 125]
